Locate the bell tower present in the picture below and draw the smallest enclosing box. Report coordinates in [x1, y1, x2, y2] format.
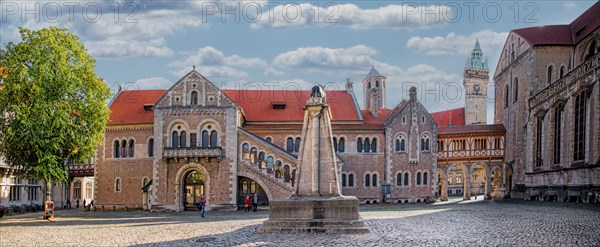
[362, 65, 386, 117]
[464, 39, 489, 125]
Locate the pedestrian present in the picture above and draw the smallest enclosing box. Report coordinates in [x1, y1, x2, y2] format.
[66, 199, 71, 209]
[244, 195, 250, 212]
[76, 198, 80, 208]
[252, 193, 258, 212]
[83, 199, 87, 211]
[200, 195, 206, 218]
[90, 200, 94, 211]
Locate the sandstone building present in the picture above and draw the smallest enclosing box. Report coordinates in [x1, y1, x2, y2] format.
[493, 2, 600, 201]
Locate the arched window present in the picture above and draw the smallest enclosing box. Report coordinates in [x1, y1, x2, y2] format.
[333, 137, 338, 152]
[423, 172, 428, 185]
[274, 161, 283, 178]
[372, 174, 378, 187]
[547, 66, 553, 84]
[284, 165, 291, 182]
[365, 174, 370, 187]
[357, 138, 363, 153]
[121, 140, 127, 158]
[376, 81, 379, 87]
[172, 131, 178, 147]
[421, 135, 430, 152]
[202, 130, 209, 147]
[258, 152, 266, 169]
[368, 81, 371, 89]
[114, 140, 120, 158]
[513, 78, 518, 103]
[560, 66, 565, 78]
[338, 138, 345, 153]
[143, 178, 149, 187]
[395, 139, 400, 152]
[210, 130, 217, 147]
[348, 174, 354, 187]
[553, 106, 562, 164]
[504, 84, 509, 107]
[266, 156, 274, 172]
[265, 137, 272, 143]
[115, 178, 121, 192]
[242, 143, 250, 159]
[364, 138, 370, 153]
[148, 138, 154, 157]
[250, 148, 257, 164]
[586, 40, 597, 60]
[404, 173, 409, 186]
[180, 131, 186, 147]
[342, 174, 347, 187]
[191, 91, 198, 105]
[294, 137, 301, 153]
[371, 138, 377, 152]
[416, 172, 421, 185]
[574, 91, 587, 161]
[286, 138, 294, 152]
[396, 173, 402, 186]
[128, 140, 135, 157]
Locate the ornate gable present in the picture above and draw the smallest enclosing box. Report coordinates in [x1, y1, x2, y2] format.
[155, 70, 237, 109]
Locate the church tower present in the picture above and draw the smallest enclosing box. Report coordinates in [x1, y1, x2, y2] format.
[362, 65, 386, 117]
[464, 40, 489, 125]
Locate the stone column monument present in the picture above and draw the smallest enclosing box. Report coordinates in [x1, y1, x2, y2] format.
[258, 86, 369, 234]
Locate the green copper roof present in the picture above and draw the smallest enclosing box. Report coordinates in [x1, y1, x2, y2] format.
[465, 39, 488, 70]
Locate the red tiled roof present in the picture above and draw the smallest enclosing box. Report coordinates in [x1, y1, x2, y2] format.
[430, 108, 465, 127]
[512, 25, 574, 46]
[438, 124, 505, 135]
[361, 108, 392, 126]
[107, 90, 166, 125]
[512, 1, 600, 46]
[571, 1, 600, 44]
[223, 90, 360, 122]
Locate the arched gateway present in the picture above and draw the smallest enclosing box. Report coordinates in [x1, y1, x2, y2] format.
[175, 163, 211, 212]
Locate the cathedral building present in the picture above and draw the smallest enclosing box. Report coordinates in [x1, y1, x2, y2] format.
[493, 1, 600, 202]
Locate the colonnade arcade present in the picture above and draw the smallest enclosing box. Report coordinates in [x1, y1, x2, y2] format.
[437, 162, 509, 201]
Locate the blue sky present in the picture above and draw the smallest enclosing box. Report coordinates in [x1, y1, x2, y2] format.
[1, 1, 596, 123]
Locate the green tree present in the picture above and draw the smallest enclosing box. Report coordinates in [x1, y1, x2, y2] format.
[0, 27, 110, 210]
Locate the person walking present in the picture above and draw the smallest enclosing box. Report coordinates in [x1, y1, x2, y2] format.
[83, 199, 87, 211]
[244, 195, 250, 212]
[200, 195, 206, 218]
[252, 193, 258, 212]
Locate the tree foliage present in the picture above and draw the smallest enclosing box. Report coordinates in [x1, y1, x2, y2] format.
[0, 26, 110, 184]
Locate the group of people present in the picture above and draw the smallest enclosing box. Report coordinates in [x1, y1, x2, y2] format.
[63, 198, 94, 211]
[244, 194, 259, 212]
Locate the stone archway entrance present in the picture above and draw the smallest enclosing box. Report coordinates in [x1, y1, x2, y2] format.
[237, 176, 270, 210]
[183, 170, 205, 211]
[447, 164, 467, 200]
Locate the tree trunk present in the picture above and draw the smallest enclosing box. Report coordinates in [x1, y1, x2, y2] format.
[46, 180, 52, 201]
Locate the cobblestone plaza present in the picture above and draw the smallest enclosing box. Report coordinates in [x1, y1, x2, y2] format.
[2, 199, 599, 246]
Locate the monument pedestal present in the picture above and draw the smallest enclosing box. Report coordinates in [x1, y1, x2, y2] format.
[259, 87, 368, 234]
[258, 196, 369, 234]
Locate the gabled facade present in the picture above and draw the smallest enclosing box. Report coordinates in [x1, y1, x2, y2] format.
[493, 1, 600, 201]
[95, 67, 440, 211]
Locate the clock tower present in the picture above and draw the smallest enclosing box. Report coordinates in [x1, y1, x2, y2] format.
[463, 39, 489, 125]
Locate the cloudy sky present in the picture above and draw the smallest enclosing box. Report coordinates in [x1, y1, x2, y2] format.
[0, 1, 595, 123]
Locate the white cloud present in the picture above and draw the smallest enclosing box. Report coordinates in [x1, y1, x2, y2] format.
[273, 45, 377, 74]
[563, 2, 578, 10]
[85, 38, 174, 58]
[251, 3, 450, 29]
[168, 46, 267, 79]
[0, 1, 212, 58]
[264, 67, 285, 76]
[406, 30, 508, 56]
[135, 77, 173, 90]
